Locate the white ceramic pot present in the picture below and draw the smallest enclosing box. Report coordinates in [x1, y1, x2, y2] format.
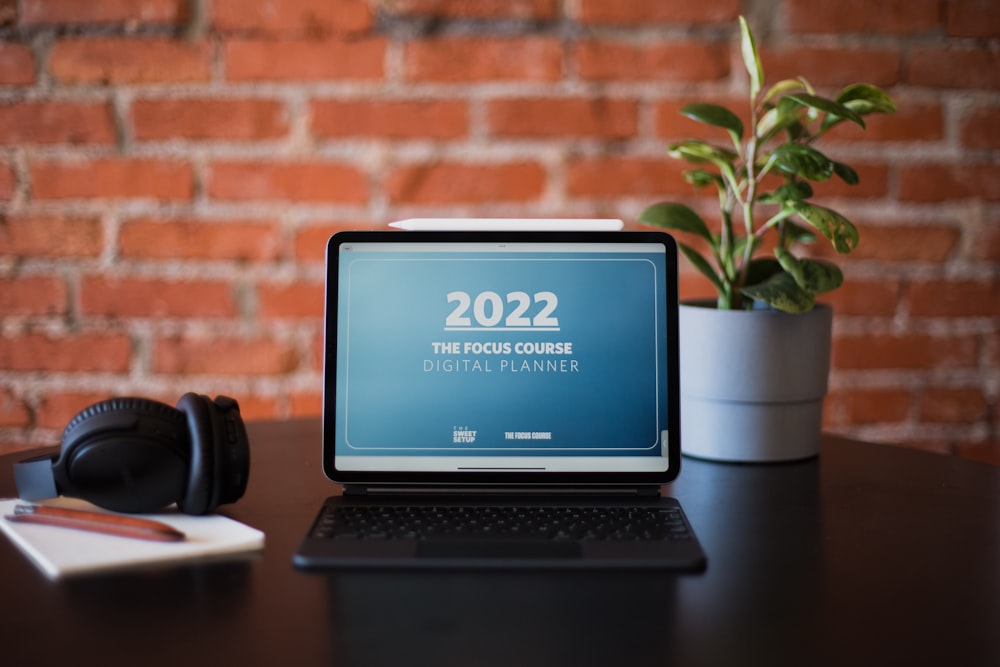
[679, 301, 833, 462]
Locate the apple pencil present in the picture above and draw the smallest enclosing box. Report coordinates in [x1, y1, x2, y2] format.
[4, 504, 186, 542]
[388, 218, 624, 231]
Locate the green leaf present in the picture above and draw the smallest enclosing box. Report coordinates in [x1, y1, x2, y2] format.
[780, 220, 817, 244]
[837, 83, 897, 116]
[668, 140, 738, 166]
[679, 242, 725, 294]
[740, 270, 816, 313]
[743, 257, 783, 287]
[833, 161, 859, 185]
[774, 247, 844, 293]
[766, 144, 835, 182]
[759, 181, 814, 203]
[776, 104, 811, 142]
[638, 202, 714, 243]
[786, 93, 865, 128]
[756, 104, 803, 141]
[791, 202, 860, 253]
[763, 79, 807, 103]
[681, 103, 744, 139]
[683, 169, 724, 189]
[739, 16, 764, 99]
[821, 84, 896, 133]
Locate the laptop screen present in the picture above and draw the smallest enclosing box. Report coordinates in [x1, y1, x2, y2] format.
[323, 231, 680, 486]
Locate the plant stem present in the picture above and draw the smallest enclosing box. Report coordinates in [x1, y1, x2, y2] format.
[734, 92, 762, 309]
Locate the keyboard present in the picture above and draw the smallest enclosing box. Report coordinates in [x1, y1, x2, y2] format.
[310, 505, 695, 543]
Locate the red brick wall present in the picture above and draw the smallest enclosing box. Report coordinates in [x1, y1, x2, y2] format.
[0, 0, 997, 462]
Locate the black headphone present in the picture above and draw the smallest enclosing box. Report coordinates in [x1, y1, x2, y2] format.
[13, 394, 250, 515]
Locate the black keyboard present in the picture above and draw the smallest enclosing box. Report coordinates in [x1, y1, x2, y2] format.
[310, 505, 694, 543]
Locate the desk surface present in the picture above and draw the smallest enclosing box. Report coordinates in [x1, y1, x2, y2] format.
[1, 420, 997, 667]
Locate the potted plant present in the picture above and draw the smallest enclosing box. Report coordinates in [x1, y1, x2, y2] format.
[639, 17, 896, 462]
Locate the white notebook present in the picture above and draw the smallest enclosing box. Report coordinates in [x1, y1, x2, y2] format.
[0, 497, 264, 579]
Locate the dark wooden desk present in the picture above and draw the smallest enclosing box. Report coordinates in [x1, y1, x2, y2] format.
[1, 420, 997, 667]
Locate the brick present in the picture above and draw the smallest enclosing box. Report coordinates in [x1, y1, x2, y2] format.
[579, 0, 739, 25]
[961, 106, 1000, 150]
[0, 332, 131, 372]
[967, 215, 1000, 261]
[840, 388, 912, 424]
[761, 47, 900, 88]
[487, 97, 639, 139]
[809, 164, 889, 199]
[576, 40, 729, 82]
[387, 0, 557, 20]
[132, 98, 288, 141]
[655, 96, 746, 141]
[257, 281, 324, 319]
[212, 0, 372, 35]
[225, 38, 385, 81]
[50, 38, 212, 84]
[30, 159, 193, 201]
[310, 99, 469, 140]
[385, 162, 545, 204]
[899, 164, 1000, 202]
[294, 221, 374, 262]
[0, 389, 30, 428]
[119, 217, 282, 261]
[832, 333, 978, 370]
[567, 157, 689, 198]
[848, 225, 960, 263]
[80, 277, 237, 318]
[312, 332, 323, 371]
[907, 279, 1000, 317]
[208, 161, 368, 203]
[0, 276, 67, 315]
[678, 270, 720, 302]
[289, 392, 322, 416]
[946, 0, 1000, 38]
[786, 0, 940, 34]
[153, 336, 299, 375]
[907, 47, 1000, 89]
[819, 278, 901, 317]
[0, 214, 104, 257]
[404, 37, 562, 83]
[0, 42, 36, 85]
[826, 102, 944, 143]
[0, 162, 14, 200]
[0, 101, 115, 145]
[36, 391, 114, 430]
[22, 0, 185, 25]
[230, 395, 281, 420]
[920, 388, 990, 423]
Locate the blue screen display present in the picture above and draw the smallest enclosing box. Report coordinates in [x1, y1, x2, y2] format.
[333, 242, 669, 462]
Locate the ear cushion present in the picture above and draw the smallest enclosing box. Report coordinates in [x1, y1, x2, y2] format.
[56, 397, 190, 513]
[174, 394, 250, 515]
[175, 393, 220, 515]
[209, 395, 251, 506]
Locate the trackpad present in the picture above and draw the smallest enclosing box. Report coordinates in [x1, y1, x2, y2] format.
[418, 540, 582, 559]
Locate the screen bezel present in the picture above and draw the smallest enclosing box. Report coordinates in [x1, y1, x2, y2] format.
[322, 230, 681, 486]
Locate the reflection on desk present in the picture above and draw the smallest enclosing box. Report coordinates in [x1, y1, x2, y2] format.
[0, 419, 997, 667]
